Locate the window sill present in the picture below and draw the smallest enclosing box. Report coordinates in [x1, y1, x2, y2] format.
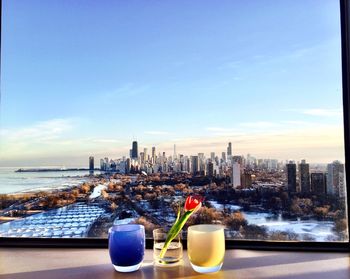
[0, 248, 349, 279]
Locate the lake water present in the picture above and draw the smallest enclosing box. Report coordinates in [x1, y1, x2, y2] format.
[0, 167, 99, 194]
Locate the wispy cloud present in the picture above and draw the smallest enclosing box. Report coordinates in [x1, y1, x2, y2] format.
[239, 121, 281, 129]
[206, 127, 236, 132]
[284, 108, 342, 117]
[0, 120, 127, 163]
[0, 119, 74, 142]
[205, 127, 245, 136]
[224, 60, 242, 69]
[104, 83, 150, 98]
[91, 139, 120, 144]
[302, 109, 342, 117]
[144, 131, 170, 135]
[156, 124, 344, 163]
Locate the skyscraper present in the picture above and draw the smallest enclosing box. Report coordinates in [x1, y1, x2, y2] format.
[191, 156, 199, 175]
[131, 141, 138, 159]
[222, 152, 226, 162]
[227, 142, 232, 157]
[311, 173, 326, 196]
[210, 152, 215, 161]
[207, 161, 214, 177]
[327, 161, 345, 197]
[152, 146, 156, 163]
[100, 158, 105, 171]
[232, 162, 241, 188]
[144, 148, 148, 161]
[286, 161, 297, 193]
[299, 159, 310, 193]
[173, 144, 177, 160]
[89, 156, 94, 173]
[125, 158, 131, 174]
[198, 153, 205, 175]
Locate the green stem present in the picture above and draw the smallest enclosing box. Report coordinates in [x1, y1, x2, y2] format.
[159, 210, 193, 259]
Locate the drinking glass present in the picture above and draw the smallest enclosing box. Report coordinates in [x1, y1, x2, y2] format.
[187, 224, 225, 273]
[153, 228, 183, 265]
[108, 224, 145, 272]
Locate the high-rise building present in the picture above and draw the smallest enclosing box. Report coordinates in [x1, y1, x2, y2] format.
[143, 148, 148, 162]
[246, 154, 252, 167]
[152, 147, 156, 163]
[173, 144, 177, 160]
[210, 152, 215, 161]
[299, 159, 310, 193]
[267, 159, 278, 171]
[131, 141, 138, 159]
[232, 162, 241, 188]
[191, 156, 199, 175]
[327, 164, 333, 195]
[227, 142, 232, 157]
[185, 156, 190, 173]
[89, 156, 94, 173]
[286, 161, 297, 192]
[311, 173, 326, 196]
[125, 158, 131, 174]
[222, 152, 226, 162]
[110, 160, 116, 172]
[327, 161, 345, 197]
[100, 159, 105, 171]
[140, 152, 145, 164]
[104, 157, 110, 170]
[198, 153, 205, 175]
[207, 161, 214, 177]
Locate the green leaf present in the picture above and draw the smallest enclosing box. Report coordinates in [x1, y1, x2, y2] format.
[159, 210, 194, 259]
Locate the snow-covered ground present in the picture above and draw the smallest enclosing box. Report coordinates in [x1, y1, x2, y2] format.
[209, 200, 241, 211]
[113, 218, 136, 225]
[89, 184, 107, 199]
[209, 201, 337, 241]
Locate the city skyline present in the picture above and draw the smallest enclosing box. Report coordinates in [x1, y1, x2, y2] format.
[0, 134, 346, 167]
[0, 0, 345, 166]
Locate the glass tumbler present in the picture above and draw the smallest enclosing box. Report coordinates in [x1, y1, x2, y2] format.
[153, 228, 183, 265]
[187, 224, 225, 273]
[108, 224, 145, 272]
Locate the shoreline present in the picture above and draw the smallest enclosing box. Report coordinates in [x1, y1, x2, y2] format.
[15, 168, 99, 173]
[0, 176, 93, 196]
[0, 172, 347, 241]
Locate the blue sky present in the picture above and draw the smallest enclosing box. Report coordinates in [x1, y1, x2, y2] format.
[0, 0, 345, 166]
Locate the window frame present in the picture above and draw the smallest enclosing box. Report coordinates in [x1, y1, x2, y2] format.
[0, 0, 349, 252]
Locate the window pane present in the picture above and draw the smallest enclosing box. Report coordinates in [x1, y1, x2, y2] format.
[0, 0, 348, 242]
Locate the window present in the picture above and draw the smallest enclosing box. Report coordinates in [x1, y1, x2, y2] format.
[0, 0, 349, 248]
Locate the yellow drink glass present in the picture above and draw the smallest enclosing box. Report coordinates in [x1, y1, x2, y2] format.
[187, 224, 225, 273]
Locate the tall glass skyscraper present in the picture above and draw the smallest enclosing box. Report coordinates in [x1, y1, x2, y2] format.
[131, 141, 138, 159]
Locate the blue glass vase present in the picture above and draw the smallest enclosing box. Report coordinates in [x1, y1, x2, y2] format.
[108, 224, 145, 272]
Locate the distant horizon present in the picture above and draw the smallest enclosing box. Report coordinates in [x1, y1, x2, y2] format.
[0, 0, 345, 166]
[0, 138, 344, 169]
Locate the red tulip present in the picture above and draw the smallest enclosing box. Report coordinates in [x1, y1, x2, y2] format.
[159, 194, 204, 259]
[184, 195, 203, 212]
